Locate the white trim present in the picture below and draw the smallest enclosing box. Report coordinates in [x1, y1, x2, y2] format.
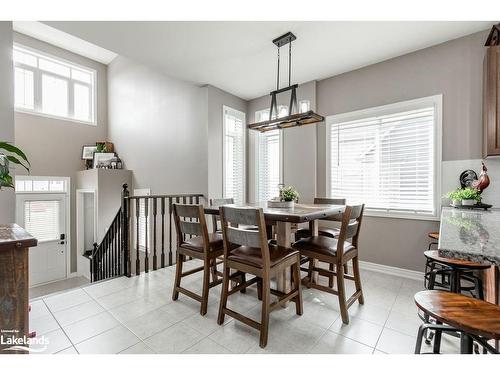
[222, 105, 246, 204]
[76, 188, 97, 278]
[325, 94, 443, 221]
[359, 260, 424, 281]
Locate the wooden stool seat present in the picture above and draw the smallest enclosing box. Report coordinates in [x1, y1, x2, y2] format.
[424, 250, 490, 270]
[182, 233, 224, 253]
[428, 232, 440, 240]
[415, 290, 500, 340]
[228, 245, 298, 268]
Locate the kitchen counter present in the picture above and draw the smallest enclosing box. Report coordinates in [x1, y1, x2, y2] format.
[438, 207, 500, 304]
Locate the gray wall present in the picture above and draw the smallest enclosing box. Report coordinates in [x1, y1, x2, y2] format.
[206, 85, 247, 201]
[14, 32, 108, 272]
[107, 56, 208, 197]
[0, 22, 14, 223]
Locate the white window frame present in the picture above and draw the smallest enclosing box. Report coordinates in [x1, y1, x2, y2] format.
[254, 108, 284, 202]
[222, 105, 246, 205]
[325, 95, 442, 221]
[13, 43, 97, 126]
[134, 188, 151, 252]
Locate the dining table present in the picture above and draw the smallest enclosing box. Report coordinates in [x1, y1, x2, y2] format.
[204, 202, 345, 297]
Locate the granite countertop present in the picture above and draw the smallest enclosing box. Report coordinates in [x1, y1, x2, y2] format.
[438, 207, 500, 266]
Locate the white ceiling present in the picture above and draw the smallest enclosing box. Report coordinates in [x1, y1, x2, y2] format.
[41, 21, 494, 100]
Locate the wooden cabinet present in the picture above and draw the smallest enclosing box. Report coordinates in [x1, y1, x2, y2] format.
[0, 224, 37, 354]
[483, 46, 500, 158]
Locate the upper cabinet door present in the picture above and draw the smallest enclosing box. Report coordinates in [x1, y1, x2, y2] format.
[483, 46, 500, 158]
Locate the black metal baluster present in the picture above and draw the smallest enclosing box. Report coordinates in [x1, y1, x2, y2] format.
[153, 198, 157, 271]
[168, 197, 173, 266]
[122, 184, 131, 277]
[144, 197, 149, 273]
[135, 198, 140, 276]
[161, 197, 165, 268]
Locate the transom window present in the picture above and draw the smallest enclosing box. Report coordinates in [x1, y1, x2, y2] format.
[15, 176, 68, 193]
[326, 96, 442, 220]
[223, 106, 246, 205]
[13, 44, 96, 124]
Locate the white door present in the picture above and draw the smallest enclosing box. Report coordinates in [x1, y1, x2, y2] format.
[16, 194, 67, 286]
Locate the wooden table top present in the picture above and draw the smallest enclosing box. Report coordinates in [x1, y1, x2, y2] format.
[0, 223, 37, 251]
[204, 202, 345, 223]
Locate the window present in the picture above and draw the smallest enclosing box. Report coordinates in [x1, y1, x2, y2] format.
[13, 44, 96, 124]
[15, 177, 68, 193]
[255, 109, 283, 201]
[326, 95, 442, 220]
[24, 200, 60, 242]
[223, 106, 246, 205]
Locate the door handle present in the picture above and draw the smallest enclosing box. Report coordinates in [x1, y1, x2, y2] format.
[59, 241, 65, 245]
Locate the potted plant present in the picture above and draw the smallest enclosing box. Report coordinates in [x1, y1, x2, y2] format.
[268, 186, 300, 208]
[445, 189, 461, 206]
[458, 187, 481, 206]
[0, 142, 30, 189]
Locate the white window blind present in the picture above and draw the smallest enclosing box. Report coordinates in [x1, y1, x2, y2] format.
[13, 44, 96, 124]
[255, 109, 283, 202]
[223, 106, 246, 205]
[328, 98, 440, 217]
[24, 200, 60, 242]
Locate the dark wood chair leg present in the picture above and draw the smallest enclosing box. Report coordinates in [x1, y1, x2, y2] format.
[240, 272, 247, 294]
[210, 258, 218, 283]
[200, 258, 210, 316]
[336, 263, 349, 324]
[352, 256, 364, 304]
[257, 278, 263, 301]
[260, 277, 271, 348]
[343, 263, 349, 275]
[217, 265, 231, 325]
[172, 252, 183, 301]
[293, 261, 303, 315]
[328, 263, 335, 288]
[306, 258, 314, 287]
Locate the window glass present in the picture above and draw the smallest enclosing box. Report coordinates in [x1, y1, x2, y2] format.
[42, 74, 69, 117]
[14, 67, 34, 109]
[24, 200, 60, 242]
[73, 83, 91, 121]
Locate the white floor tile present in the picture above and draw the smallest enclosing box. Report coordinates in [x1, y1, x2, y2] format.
[310, 331, 373, 354]
[29, 300, 51, 319]
[123, 305, 181, 340]
[183, 337, 232, 354]
[108, 296, 167, 323]
[119, 342, 155, 354]
[143, 322, 205, 354]
[376, 327, 416, 354]
[384, 309, 422, 337]
[208, 320, 260, 353]
[55, 346, 78, 354]
[44, 289, 92, 312]
[31, 329, 72, 354]
[75, 325, 140, 354]
[329, 316, 384, 347]
[53, 300, 104, 327]
[63, 311, 119, 344]
[29, 314, 59, 336]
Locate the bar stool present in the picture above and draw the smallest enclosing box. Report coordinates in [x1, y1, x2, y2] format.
[217, 205, 303, 348]
[414, 290, 500, 354]
[171, 203, 226, 316]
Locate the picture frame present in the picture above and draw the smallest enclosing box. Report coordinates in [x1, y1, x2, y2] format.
[93, 152, 116, 168]
[81, 145, 98, 160]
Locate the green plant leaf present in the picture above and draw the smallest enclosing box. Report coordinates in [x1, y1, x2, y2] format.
[0, 174, 14, 189]
[0, 142, 31, 167]
[5, 155, 29, 172]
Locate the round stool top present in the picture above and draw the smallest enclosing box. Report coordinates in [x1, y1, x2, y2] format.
[415, 290, 500, 340]
[424, 250, 490, 270]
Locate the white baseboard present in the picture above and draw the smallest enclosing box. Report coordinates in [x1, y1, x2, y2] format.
[359, 260, 424, 281]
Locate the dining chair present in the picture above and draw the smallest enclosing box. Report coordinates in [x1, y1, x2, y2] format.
[295, 197, 347, 287]
[292, 204, 365, 324]
[217, 205, 303, 348]
[171, 203, 225, 316]
[210, 198, 234, 233]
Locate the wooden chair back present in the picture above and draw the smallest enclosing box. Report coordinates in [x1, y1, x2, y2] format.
[172, 203, 210, 252]
[313, 197, 346, 222]
[210, 198, 234, 232]
[335, 204, 365, 261]
[219, 206, 270, 269]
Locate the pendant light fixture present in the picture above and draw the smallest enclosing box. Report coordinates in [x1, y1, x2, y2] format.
[248, 32, 325, 132]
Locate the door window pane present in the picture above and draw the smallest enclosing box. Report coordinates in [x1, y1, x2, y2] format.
[42, 74, 69, 117]
[24, 200, 60, 242]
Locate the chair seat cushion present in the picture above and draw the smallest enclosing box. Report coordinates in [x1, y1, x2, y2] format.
[295, 226, 340, 239]
[292, 236, 354, 258]
[181, 233, 223, 253]
[227, 244, 298, 268]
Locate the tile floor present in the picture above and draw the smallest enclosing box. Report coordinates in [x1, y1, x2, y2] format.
[29, 260, 461, 354]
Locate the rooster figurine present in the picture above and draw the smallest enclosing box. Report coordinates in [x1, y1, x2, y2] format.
[471, 162, 490, 193]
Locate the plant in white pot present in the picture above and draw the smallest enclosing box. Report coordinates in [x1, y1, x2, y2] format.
[445, 189, 462, 206]
[0, 141, 30, 189]
[458, 187, 481, 206]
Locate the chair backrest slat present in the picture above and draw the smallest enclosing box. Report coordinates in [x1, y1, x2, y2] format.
[175, 204, 201, 219]
[172, 203, 209, 251]
[336, 204, 365, 260]
[226, 227, 261, 248]
[210, 198, 234, 232]
[313, 198, 346, 223]
[179, 220, 202, 236]
[222, 206, 261, 226]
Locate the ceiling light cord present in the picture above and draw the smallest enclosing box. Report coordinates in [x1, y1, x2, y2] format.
[277, 47, 280, 91]
[288, 41, 292, 87]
